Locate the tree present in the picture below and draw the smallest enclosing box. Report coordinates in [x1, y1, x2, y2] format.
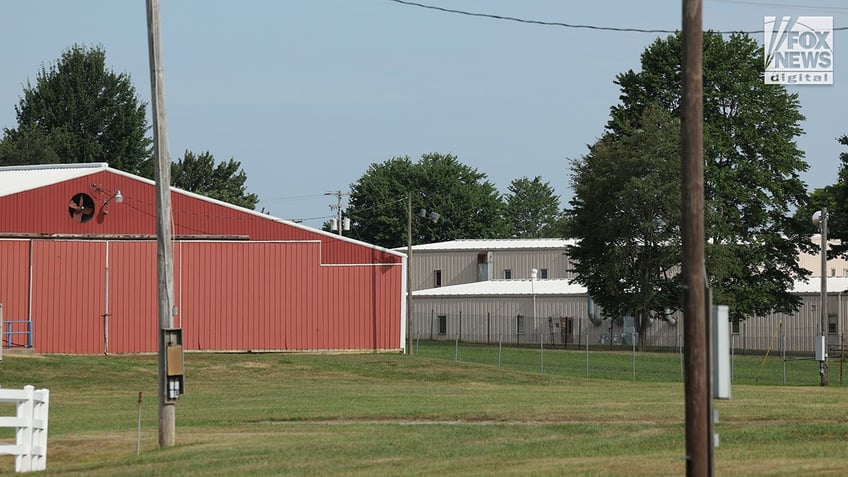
[347, 153, 507, 248]
[504, 176, 564, 238]
[567, 104, 682, 345]
[171, 150, 259, 209]
[0, 44, 152, 175]
[804, 135, 848, 259]
[604, 31, 810, 323]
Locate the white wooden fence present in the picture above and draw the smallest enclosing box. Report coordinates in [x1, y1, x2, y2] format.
[0, 385, 49, 473]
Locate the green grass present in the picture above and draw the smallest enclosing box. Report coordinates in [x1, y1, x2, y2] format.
[415, 339, 839, 386]
[0, 345, 846, 476]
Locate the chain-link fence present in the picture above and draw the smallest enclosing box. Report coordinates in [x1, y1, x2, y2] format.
[412, 336, 847, 386]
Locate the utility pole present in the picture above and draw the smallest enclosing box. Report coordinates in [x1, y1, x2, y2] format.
[681, 0, 711, 475]
[325, 190, 348, 236]
[146, 0, 177, 448]
[819, 208, 829, 386]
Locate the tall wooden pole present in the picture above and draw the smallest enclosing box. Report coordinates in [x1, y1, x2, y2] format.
[146, 0, 177, 448]
[681, 0, 710, 475]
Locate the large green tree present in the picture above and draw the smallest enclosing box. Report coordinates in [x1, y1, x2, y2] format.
[504, 176, 564, 238]
[568, 104, 681, 344]
[578, 31, 811, 323]
[0, 44, 151, 175]
[171, 150, 259, 210]
[347, 153, 507, 248]
[803, 135, 848, 259]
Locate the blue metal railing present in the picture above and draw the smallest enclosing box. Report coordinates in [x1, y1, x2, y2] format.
[3, 320, 33, 349]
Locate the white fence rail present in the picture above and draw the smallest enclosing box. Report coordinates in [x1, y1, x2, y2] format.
[0, 385, 49, 473]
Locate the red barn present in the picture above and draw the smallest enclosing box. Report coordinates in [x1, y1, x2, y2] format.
[0, 163, 406, 354]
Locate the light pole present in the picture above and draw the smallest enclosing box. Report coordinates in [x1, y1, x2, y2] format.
[405, 192, 439, 356]
[813, 208, 829, 386]
[406, 193, 413, 355]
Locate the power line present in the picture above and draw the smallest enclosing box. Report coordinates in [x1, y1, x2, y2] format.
[387, 0, 848, 34]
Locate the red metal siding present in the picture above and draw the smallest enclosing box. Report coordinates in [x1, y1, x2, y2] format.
[31, 241, 106, 354]
[175, 241, 403, 352]
[10, 239, 402, 354]
[0, 240, 31, 347]
[107, 241, 159, 353]
[2, 167, 404, 354]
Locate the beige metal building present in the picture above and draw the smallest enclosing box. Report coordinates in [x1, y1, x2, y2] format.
[406, 239, 848, 353]
[797, 235, 848, 278]
[406, 238, 577, 291]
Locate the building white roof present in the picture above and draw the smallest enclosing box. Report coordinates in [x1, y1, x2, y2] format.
[0, 163, 111, 197]
[414, 278, 588, 297]
[408, 238, 576, 252]
[792, 277, 848, 294]
[414, 277, 848, 298]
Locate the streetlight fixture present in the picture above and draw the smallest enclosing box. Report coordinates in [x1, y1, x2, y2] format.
[406, 192, 439, 356]
[812, 208, 829, 386]
[102, 189, 123, 215]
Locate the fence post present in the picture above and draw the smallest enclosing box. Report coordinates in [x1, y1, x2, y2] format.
[454, 334, 459, 361]
[731, 334, 735, 383]
[679, 331, 684, 382]
[487, 312, 490, 345]
[18, 386, 34, 471]
[540, 335, 544, 374]
[632, 332, 637, 382]
[498, 334, 503, 368]
[0, 384, 49, 472]
[782, 327, 787, 385]
[585, 334, 590, 378]
[841, 332, 845, 386]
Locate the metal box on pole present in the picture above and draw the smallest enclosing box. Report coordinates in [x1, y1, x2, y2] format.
[162, 328, 184, 402]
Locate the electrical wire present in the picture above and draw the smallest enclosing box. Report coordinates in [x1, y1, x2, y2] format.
[387, 0, 848, 34]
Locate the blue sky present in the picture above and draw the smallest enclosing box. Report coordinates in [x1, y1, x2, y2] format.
[2, 1, 847, 226]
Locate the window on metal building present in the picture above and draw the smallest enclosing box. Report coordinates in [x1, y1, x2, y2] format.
[438, 315, 447, 335]
[433, 269, 442, 287]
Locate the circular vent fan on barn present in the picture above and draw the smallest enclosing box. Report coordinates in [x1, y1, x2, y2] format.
[68, 193, 95, 223]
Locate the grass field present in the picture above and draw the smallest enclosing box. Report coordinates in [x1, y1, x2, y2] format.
[1, 344, 846, 476]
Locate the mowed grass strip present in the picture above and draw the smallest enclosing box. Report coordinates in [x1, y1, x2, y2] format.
[0, 350, 846, 476]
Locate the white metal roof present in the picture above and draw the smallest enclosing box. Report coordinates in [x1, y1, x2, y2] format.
[414, 277, 848, 298]
[0, 163, 110, 197]
[413, 278, 588, 297]
[792, 277, 848, 294]
[408, 238, 576, 252]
